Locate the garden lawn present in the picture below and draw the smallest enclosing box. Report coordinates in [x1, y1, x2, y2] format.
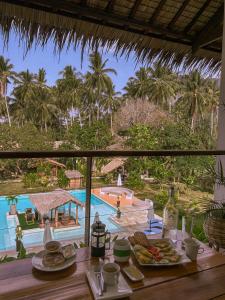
[17, 213, 39, 230]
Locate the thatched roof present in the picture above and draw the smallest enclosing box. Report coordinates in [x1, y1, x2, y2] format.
[46, 159, 66, 168]
[101, 158, 126, 174]
[0, 0, 223, 72]
[29, 189, 84, 216]
[65, 170, 83, 179]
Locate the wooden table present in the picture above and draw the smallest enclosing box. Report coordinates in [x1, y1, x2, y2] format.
[1, 244, 225, 300]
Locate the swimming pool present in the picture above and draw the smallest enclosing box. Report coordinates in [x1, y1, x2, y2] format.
[0, 190, 119, 251]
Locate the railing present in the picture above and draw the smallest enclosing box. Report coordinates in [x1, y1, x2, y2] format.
[1, 149, 225, 246]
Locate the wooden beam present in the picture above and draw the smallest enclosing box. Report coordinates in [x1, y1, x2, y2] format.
[1, 0, 191, 41]
[184, 0, 213, 33]
[105, 0, 116, 11]
[168, 0, 191, 28]
[129, 0, 142, 18]
[81, 0, 87, 6]
[192, 4, 224, 53]
[149, 0, 167, 24]
[1, 150, 225, 159]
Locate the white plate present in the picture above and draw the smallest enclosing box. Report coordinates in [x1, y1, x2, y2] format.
[32, 249, 76, 272]
[86, 270, 133, 300]
[133, 238, 191, 266]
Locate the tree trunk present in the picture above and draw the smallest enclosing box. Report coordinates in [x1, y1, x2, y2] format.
[78, 112, 83, 127]
[110, 113, 114, 136]
[4, 95, 11, 127]
[44, 121, 48, 133]
[210, 109, 214, 137]
[191, 116, 195, 131]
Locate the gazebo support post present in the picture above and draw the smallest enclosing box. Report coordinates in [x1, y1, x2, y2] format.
[214, 3, 225, 202]
[41, 215, 44, 227]
[69, 202, 71, 219]
[76, 205, 79, 225]
[55, 208, 58, 227]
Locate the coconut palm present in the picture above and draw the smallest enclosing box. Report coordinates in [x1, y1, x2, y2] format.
[0, 56, 15, 126]
[56, 65, 83, 128]
[103, 85, 121, 135]
[124, 67, 151, 100]
[148, 62, 179, 111]
[177, 70, 209, 131]
[33, 69, 58, 132]
[86, 52, 117, 121]
[205, 78, 219, 137]
[12, 70, 36, 125]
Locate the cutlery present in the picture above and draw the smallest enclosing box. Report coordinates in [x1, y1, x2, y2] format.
[93, 263, 103, 296]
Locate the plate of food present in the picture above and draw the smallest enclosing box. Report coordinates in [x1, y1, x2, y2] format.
[128, 232, 190, 266]
[32, 242, 76, 272]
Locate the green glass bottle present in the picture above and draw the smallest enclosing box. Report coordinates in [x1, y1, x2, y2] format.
[162, 186, 178, 241]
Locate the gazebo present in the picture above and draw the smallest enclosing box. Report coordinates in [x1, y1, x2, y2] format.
[29, 189, 84, 228]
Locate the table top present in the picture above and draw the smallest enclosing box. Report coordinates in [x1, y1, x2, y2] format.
[1, 243, 225, 300]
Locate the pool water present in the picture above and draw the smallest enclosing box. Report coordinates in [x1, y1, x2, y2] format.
[0, 190, 119, 251]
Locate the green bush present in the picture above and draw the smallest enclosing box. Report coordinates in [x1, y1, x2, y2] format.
[23, 173, 39, 188]
[104, 173, 114, 184]
[126, 171, 144, 190]
[57, 169, 69, 188]
[154, 190, 168, 210]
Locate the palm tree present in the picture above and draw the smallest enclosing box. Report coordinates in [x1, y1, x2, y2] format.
[124, 67, 151, 100]
[56, 65, 83, 128]
[32, 68, 58, 132]
[205, 78, 219, 137]
[148, 62, 179, 111]
[12, 70, 36, 125]
[103, 84, 121, 135]
[86, 52, 117, 121]
[177, 70, 209, 131]
[0, 56, 15, 126]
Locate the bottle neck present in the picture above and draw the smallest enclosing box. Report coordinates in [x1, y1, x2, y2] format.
[168, 187, 175, 204]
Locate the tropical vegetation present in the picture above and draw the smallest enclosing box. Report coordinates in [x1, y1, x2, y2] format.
[0, 52, 220, 215]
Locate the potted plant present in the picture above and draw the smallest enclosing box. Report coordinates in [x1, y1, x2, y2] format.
[7, 195, 18, 215]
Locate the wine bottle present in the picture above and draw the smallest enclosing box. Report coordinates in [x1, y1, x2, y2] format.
[162, 186, 178, 241]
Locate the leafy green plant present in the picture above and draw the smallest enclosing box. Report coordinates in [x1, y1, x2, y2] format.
[126, 171, 144, 190]
[6, 195, 18, 206]
[23, 173, 39, 188]
[57, 169, 69, 188]
[154, 190, 168, 210]
[104, 173, 114, 184]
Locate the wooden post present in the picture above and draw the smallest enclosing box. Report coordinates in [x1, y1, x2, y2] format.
[76, 205, 79, 225]
[55, 208, 58, 228]
[84, 157, 92, 246]
[69, 202, 71, 219]
[214, 4, 225, 202]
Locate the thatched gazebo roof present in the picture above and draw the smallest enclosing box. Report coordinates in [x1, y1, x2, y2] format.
[29, 189, 84, 216]
[0, 0, 223, 72]
[65, 170, 83, 179]
[101, 158, 126, 175]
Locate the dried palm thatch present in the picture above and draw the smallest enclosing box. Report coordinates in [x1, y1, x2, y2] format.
[0, 0, 223, 73]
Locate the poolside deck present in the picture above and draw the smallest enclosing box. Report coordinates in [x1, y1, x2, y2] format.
[92, 188, 145, 207]
[92, 188, 152, 227]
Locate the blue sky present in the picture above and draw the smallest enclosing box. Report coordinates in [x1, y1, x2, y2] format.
[0, 32, 143, 93]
